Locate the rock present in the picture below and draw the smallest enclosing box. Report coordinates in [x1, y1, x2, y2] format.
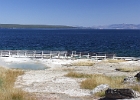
[135, 72, 140, 81]
[105, 88, 137, 99]
[123, 76, 137, 83]
[90, 84, 109, 94]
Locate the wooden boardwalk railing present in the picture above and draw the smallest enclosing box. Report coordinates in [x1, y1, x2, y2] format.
[0, 50, 138, 60]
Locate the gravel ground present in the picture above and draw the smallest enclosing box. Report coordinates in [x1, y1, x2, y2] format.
[13, 59, 140, 100]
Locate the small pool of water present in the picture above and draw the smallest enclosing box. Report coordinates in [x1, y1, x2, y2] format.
[9, 62, 47, 70]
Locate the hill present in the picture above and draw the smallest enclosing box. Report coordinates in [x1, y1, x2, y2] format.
[92, 24, 140, 29]
[0, 24, 75, 29]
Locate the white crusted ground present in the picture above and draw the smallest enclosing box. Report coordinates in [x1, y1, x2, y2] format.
[1, 57, 140, 100]
[15, 70, 90, 97]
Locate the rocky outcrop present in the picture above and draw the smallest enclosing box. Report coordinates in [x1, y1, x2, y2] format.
[105, 88, 137, 99]
[90, 84, 109, 94]
[135, 72, 140, 81]
[123, 76, 137, 83]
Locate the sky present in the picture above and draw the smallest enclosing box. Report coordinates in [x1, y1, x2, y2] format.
[0, 0, 140, 27]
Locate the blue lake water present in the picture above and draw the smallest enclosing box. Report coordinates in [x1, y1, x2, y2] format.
[0, 29, 140, 57]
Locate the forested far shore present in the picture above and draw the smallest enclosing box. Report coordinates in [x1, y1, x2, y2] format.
[0, 24, 75, 29]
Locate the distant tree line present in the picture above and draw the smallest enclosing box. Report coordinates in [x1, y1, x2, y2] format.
[0, 24, 75, 29]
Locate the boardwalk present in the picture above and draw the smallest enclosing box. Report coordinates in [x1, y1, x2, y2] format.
[0, 50, 139, 60]
[0, 50, 115, 59]
[0, 50, 66, 59]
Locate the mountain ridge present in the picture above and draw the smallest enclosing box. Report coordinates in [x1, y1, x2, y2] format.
[92, 24, 140, 29]
[0, 24, 140, 29]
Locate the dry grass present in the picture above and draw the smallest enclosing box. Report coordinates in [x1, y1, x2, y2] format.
[80, 74, 126, 97]
[72, 60, 94, 66]
[65, 71, 92, 78]
[65, 72, 125, 97]
[0, 67, 35, 100]
[65, 72, 125, 89]
[94, 91, 105, 97]
[131, 85, 140, 92]
[106, 59, 126, 63]
[80, 74, 125, 90]
[116, 66, 140, 72]
[80, 73, 140, 97]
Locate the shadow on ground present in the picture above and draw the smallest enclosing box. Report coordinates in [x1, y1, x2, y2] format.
[99, 98, 117, 100]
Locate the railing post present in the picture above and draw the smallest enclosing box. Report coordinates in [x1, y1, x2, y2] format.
[58, 51, 60, 58]
[71, 51, 74, 57]
[96, 53, 97, 60]
[9, 51, 11, 57]
[105, 54, 106, 59]
[0, 51, 2, 57]
[50, 51, 52, 59]
[16, 50, 18, 57]
[24, 51, 27, 57]
[33, 51, 36, 58]
[79, 52, 81, 58]
[42, 51, 43, 59]
[87, 53, 89, 59]
[113, 54, 115, 59]
[64, 53, 67, 58]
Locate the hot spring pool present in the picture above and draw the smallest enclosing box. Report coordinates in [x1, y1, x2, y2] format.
[0, 57, 48, 70]
[7, 62, 47, 70]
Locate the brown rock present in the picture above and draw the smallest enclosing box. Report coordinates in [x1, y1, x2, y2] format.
[123, 76, 137, 83]
[135, 72, 140, 81]
[105, 88, 136, 99]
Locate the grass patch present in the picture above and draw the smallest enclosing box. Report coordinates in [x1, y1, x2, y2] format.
[0, 67, 35, 100]
[131, 85, 140, 92]
[72, 60, 94, 66]
[80, 74, 125, 97]
[65, 72, 125, 89]
[107, 59, 126, 63]
[65, 72, 92, 78]
[65, 71, 140, 97]
[0, 78, 3, 88]
[80, 74, 125, 90]
[94, 91, 105, 97]
[116, 66, 140, 72]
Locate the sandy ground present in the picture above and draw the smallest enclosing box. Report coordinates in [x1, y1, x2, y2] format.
[0, 57, 140, 100]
